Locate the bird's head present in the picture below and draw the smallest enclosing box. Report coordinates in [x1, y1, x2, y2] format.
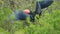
[24, 9, 30, 14]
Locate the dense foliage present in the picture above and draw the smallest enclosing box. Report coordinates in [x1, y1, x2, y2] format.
[0, 0, 60, 34]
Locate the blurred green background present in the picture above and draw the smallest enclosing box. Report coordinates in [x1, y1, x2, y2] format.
[0, 0, 60, 34]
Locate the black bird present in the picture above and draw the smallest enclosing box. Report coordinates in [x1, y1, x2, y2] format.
[9, 0, 54, 22]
